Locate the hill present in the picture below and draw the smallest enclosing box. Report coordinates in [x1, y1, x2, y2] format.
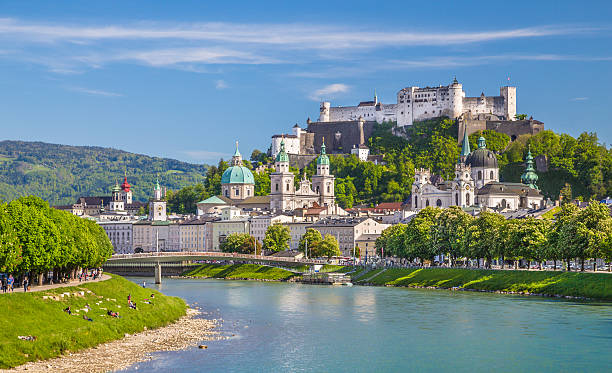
[0, 141, 208, 205]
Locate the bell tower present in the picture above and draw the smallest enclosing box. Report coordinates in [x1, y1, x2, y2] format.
[311, 138, 335, 207]
[269, 140, 295, 211]
[149, 178, 167, 221]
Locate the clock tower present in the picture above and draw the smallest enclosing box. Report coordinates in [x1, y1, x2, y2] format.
[149, 178, 167, 221]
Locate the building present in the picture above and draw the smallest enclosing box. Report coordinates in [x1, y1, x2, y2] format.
[249, 214, 294, 245]
[179, 217, 214, 251]
[270, 140, 342, 214]
[99, 221, 134, 254]
[412, 131, 545, 211]
[210, 218, 250, 251]
[221, 142, 255, 201]
[319, 78, 516, 127]
[309, 217, 390, 257]
[285, 221, 311, 251]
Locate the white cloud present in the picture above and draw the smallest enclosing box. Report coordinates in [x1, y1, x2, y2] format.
[570, 97, 589, 101]
[215, 79, 228, 89]
[310, 83, 350, 100]
[0, 19, 595, 48]
[67, 86, 123, 97]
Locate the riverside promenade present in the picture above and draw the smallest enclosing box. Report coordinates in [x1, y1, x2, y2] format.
[0, 275, 110, 295]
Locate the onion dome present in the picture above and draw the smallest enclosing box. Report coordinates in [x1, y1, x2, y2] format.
[111, 182, 121, 193]
[221, 142, 255, 185]
[317, 138, 330, 166]
[521, 149, 539, 189]
[465, 136, 498, 169]
[275, 140, 289, 163]
[121, 175, 131, 192]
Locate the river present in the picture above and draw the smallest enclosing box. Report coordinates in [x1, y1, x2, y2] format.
[125, 277, 612, 372]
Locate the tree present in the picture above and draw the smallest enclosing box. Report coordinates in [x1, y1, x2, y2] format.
[318, 234, 341, 259]
[376, 224, 407, 258]
[433, 206, 472, 266]
[559, 183, 572, 204]
[515, 114, 528, 120]
[404, 207, 440, 265]
[220, 233, 258, 254]
[0, 203, 21, 273]
[468, 211, 505, 268]
[299, 229, 323, 257]
[262, 224, 291, 252]
[469, 130, 511, 153]
[576, 201, 612, 270]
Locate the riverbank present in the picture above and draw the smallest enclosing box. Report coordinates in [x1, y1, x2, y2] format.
[0, 274, 188, 369]
[7, 308, 221, 372]
[182, 263, 298, 281]
[354, 267, 612, 300]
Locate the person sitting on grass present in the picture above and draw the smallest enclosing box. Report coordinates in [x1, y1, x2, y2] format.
[107, 310, 120, 318]
[129, 300, 137, 310]
[64, 306, 72, 315]
[82, 314, 93, 322]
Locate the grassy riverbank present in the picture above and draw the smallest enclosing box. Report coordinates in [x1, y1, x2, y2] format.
[183, 263, 297, 281]
[0, 274, 186, 369]
[355, 268, 612, 300]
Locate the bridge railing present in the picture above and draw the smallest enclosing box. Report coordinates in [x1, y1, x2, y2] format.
[109, 251, 328, 265]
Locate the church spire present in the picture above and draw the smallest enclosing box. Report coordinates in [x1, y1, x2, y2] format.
[521, 146, 539, 189]
[232, 140, 243, 166]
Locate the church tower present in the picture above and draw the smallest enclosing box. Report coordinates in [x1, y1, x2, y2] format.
[120, 173, 133, 204]
[453, 163, 475, 208]
[311, 139, 335, 208]
[149, 179, 167, 221]
[270, 140, 295, 211]
[109, 182, 125, 212]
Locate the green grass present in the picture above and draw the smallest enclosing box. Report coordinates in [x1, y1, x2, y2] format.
[355, 268, 612, 300]
[319, 265, 350, 273]
[184, 263, 296, 281]
[0, 274, 186, 369]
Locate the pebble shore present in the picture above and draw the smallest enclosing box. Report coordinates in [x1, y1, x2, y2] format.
[6, 308, 222, 372]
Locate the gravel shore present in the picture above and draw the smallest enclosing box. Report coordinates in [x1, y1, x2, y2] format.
[6, 308, 222, 372]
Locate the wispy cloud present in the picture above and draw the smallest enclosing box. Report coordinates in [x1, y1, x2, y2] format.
[571, 97, 589, 101]
[67, 86, 123, 97]
[182, 150, 231, 162]
[215, 79, 228, 89]
[310, 83, 349, 100]
[0, 19, 596, 48]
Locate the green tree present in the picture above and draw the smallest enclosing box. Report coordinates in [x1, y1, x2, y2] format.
[433, 206, 473, 266]
[220, 233, 258, 254]
[298, 229, 323, 257]
[0, 202, 21, 273]
[515, 114, 528, 120]
[404, 207, 440, 265]
[262, 224, 291, 252]
[468, 211, 506, 268]
[376, 224, 407, 258]
[318, 234, 341, 259]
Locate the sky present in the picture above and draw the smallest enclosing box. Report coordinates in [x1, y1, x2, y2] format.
[0, 1, 611, 164]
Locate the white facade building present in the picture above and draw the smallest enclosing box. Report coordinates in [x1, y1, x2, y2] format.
[271, 125, 307, 158]
[99, 221, 134, 254]
[319, 79, 517, 127]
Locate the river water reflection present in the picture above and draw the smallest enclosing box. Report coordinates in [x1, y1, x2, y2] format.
[125, 278, 612, 372]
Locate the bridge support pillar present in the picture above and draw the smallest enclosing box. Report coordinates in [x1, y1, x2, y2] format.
[155, 263, 162, 284]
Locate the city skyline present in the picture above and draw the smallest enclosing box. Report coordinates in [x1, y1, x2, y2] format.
[0, 0, 611, 163]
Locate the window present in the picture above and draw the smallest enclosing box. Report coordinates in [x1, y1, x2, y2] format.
[478, 171, 482, 180]
[466, 193, 470, 205]
[224, 190, 229, 197]
[286, 183, 290, 191]
[436, 199, 442, 207]
[426, 200, 430, 207]
[490, 171, 494, 179]
[327, 185, 330, 193]
[235, 189, 239, 196]
[414, 196, 418, 207]
[455, 193, 459, 205]
[275, 183, 279, 192]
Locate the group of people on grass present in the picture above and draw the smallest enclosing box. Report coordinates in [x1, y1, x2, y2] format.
[0, 275, 15, 293]
[60, 291, 156, 322]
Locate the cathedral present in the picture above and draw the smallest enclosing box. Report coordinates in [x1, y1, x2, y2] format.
[412, 130, 545, 211]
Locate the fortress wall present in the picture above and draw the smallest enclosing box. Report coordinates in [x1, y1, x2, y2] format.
[306, 120, 377, 154]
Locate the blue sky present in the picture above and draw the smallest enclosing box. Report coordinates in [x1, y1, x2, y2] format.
[0, 1, 611, 164]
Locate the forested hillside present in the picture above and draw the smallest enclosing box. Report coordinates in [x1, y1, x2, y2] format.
[0, 141, 207, 205]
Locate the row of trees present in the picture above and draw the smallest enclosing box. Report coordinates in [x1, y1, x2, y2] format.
[376, 202, 612, 271]
[0, 196, 113, 285]
[220, 225, 341, 259]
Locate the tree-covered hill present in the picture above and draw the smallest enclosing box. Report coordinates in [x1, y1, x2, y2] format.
[0, 140, 207, 205]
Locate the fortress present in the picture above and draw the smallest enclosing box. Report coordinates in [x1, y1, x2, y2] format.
[319, 78, 516, 127]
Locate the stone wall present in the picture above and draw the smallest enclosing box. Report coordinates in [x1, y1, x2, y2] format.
[306, 120, 377, 154]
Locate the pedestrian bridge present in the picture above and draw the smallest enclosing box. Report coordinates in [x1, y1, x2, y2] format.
[104, 251, 326, 283]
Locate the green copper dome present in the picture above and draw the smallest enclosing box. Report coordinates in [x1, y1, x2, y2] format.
[521, 149, 539, 189]
[275, 140, 289, 163]
[317, 140, 330, 165]
[111, 182, 121, 193]
[221, 166, 255, 185]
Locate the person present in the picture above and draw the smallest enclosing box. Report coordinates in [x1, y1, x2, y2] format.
[129, 300, 137, 310]
[1, 277, 6, 293]
[23, 276, 28, 292]
[127, 294, 131, 304]
[64, 306, 72, 315]
[107, 310, 120, 318]
[142, 280, 146, 288]
[8, 275, 14, 292]
[82, 314, 93, 322]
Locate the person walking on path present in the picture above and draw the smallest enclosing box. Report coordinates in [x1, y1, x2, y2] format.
[8, 275, 14, 292]
[23, 276, 29, 292]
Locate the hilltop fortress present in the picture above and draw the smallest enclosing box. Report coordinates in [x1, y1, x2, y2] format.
[319, 78, 516, 127]
[270, 78, 543, 164]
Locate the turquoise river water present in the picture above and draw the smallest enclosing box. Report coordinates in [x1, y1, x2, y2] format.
[125, 277, 612, 372]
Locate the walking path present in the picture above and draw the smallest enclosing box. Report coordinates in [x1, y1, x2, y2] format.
[1, 274, 110, 295]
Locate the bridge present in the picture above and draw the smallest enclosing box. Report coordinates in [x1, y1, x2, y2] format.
[104, 251, 328, 283]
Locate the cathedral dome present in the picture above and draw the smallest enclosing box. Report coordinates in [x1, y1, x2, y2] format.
[221, 165, 255, 185]
[465, 136, 498, 169]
